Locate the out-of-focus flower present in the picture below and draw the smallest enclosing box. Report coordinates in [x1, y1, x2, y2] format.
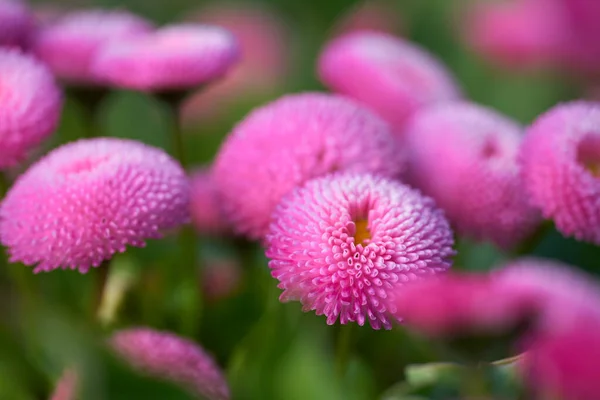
[520, 101, 600, 245]
[266, 173, 455, 329]
[213, 92, 404, 240]
[0, 48, 62, 170]
[406, 102, 540, 249]
[391, 258, 600, 400]
[0, 138, 189, 273]
[318, 31, 460, 133]
[558, 0, 600, 75]
[189, 167, 228, 235]
[111, 328, 229, 400]
[0, 0, 34, 48]
[331, 0, 403, 37]
[49, 368, 77, 400]
[33, 9, 153, 84]
[181, 3, 290, 127]
[202, 258, 242, 301]
[92, 24, 239, 92]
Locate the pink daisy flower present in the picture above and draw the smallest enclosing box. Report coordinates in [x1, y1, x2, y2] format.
[32, 9, 153, 84]
[520, 101, 600, 244]
[189, 167, 228, 235]
[406, 102, 540, 249]
[213, 92, 405, 240]
[0, 48, 62, 170]
[265, 173, 455, 330]
[317, 31, 461, 133]
[0, 0, 34, 48]
[558, 0, 600, 75]
[92, 24, 240, 92]
[111, 328, 229, 400]
[0, 138, 189, 273]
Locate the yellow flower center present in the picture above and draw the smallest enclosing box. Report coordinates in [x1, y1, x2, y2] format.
[354, 219, 371, 244]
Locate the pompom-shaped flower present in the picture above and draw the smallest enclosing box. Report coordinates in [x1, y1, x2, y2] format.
[33, 9, 153, 84]
[0, 138, 189, 273]
[189, 167, 228, 235]
[213, 93, 404, 240]
[92, 24, 239, 92]
[406, 102, 540, 248]
[0, 0, 34, 48]
[0, 48, 62, 169]
[520, 101, 600, 244]
[317, 31, 460, 132]
[111, 328, 229, 400]
[265, 173, 455, 329]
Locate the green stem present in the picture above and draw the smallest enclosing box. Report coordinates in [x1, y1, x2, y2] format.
[335, 324, 355, 380]
[68, 86, 108, 137]
[0, 172, 8, 198]
[91, 260, 111, 323]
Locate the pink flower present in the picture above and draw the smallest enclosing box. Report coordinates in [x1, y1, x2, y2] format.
[32, 9, 153, 84]
[92, 24, 240, 92]
[213, 92, 405, 240]
[0, 48, 62, 169]
[49, 369, 77, 400]
[266, 173, 455, 329]
[406, 102, 540, 249]
[0, 138, 189, 273]
[189, 167, 228, 235]
[111, 328, 229, 400]
[558, 0, 600, 75]
[181, 4, 289, 127]
[317, 31, 461, 133]
[332, 0, 404, 37]
[519, 101, 600, 245]
[0, 0, 34, 48]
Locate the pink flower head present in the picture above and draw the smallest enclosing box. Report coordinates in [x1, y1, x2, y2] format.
[33, 9, 153, 84]
[558, 0, 600, 75]
[406, 102, 540, 249]
[49, 368, 77, 400]
[111, 328, 229, 400]
[265, 173, 455, 330]
[463, 0, 568, 70]
[92, 24, 240, 92]
[0, 0, 34, 48]
[213, 92, 405, 240]
[520, 101, 600, 245]
[189, 167, 228, 235]
[0, 138, 189, 273]
[332, 0, 403, 37]
[0, 48, 62, 169]
[317, 31, 461, 132]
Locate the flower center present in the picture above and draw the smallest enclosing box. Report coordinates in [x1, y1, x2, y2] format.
[353, 218, 371, 244]
[577, 133, 600, 177]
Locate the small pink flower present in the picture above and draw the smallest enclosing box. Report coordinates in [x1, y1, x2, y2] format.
[189, 167, 228, 235]
[0, 138, 189, 273]
[317, 31, 460, 133]
[406, 102, 540, 248]
[520, 101, 600, 245]
[0, 48, 62, 169]
[111, 328, 229, 400]
[49, 368, 77, 400]
[33, 9, 153, 84]
[92, 24, 240, 92]
[266, 173, 455, 329]
[0, 0, 34, 48]
[213, 92, 405, 240]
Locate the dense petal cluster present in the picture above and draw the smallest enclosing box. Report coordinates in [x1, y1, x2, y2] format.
[317, 31, 460, 132]
[520, 102, 600, 244]
[0, 48, 62, 169]
[406, 102, 540, 248]
[0, 138, 189, 273]
[266, 173, 455, 329]
[111, 328, 229, 400]
[189, 168, 228, 235]
[0, 0, 34, 48]
[213, 93, 405, 239]
[33, 9, 152, 84]
[92, 24, 239, 91]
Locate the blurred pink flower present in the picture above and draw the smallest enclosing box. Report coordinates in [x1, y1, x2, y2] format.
[332, 0, 403, 37]
[0, 138, 189, 273]
[519, 101, 600, 245]
[181, 3, 290, 127]
[0, 0, 34, 48]
[318, 31, 461, 133]
[32, 9, 153, 84]
[189, 167, 228, 235]
[93, 24, 239, 92]
[202, 258, 242, 301]
[111, 328, 229, 400]
[0, 48, 62, 169]
[406, 102, 540, 249]
[49, 368, 77, 400]
[558, 0, 600, 75]
[266, 173, 455, 329]
[213, 92, 405, 240]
